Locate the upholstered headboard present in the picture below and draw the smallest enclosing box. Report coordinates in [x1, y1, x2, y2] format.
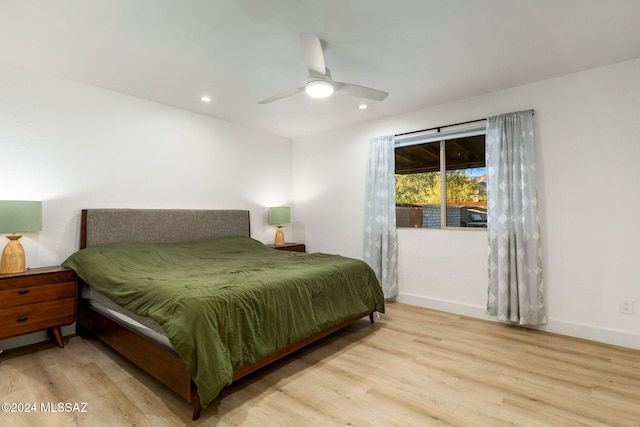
[80, 209, 251, 249]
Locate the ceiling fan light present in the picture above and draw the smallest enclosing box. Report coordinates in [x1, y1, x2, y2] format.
[305, 80, 334, 98]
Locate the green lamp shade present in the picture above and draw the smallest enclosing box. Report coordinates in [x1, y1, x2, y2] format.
[0, 200, 42, 233]
[268, 206, 291, 225]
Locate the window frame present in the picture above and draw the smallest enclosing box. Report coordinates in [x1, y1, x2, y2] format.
[395, 121, 487, 230]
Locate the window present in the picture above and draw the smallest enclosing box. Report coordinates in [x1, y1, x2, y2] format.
[395, 123, 487, 229]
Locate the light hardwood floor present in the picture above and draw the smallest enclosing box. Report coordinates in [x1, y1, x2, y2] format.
[1, 302, 639, 426]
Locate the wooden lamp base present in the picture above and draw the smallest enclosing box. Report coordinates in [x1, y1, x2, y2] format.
[274, 225, 285, 246]
[1, 235, 26, 274]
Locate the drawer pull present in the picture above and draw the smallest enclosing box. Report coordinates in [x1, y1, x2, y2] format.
[16, 316, 29, 322]
[17, 289, 30, 295]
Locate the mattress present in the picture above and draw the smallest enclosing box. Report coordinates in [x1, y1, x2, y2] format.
[81, 283, 173, 350]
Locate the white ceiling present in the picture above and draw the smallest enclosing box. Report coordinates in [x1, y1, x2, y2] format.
[1, 0, 639, 139]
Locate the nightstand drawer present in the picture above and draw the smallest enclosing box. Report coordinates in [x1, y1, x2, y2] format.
[0, 297, 76, 339]
[0, 281, 76, 308]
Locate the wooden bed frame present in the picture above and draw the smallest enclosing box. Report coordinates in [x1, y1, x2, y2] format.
[75, 209, 373, 420]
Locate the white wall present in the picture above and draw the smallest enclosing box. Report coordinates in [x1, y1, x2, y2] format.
[0, 62, 292, 349]
[3, 58, 638, 351]
[292, 59, 640, 349]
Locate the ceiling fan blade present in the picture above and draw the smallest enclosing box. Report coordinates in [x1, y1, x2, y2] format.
[258, 87, 305, 104]
[300, 33, 326, 76]
[335, 82, 389, 101]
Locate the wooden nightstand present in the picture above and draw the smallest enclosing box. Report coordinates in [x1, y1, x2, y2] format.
[266, 242, 306, 253]
[0, 266, 77, 348]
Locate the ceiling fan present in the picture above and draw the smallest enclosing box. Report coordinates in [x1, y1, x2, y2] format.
[258, 33, 389, 104]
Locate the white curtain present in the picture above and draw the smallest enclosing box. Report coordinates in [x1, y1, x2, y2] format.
[364, 135, 398, 299]
[486, 110, 546, 325]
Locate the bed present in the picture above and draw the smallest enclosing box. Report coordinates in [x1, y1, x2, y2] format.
[63, 209, 385, 420]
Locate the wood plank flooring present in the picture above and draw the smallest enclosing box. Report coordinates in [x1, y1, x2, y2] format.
[1, 302, 639, 426]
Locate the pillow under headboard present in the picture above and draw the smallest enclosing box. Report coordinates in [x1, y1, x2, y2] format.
[81, 209, 251, 248]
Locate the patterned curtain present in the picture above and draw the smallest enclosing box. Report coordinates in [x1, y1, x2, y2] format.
[363, 135, 398, 299]
[486, 110, 546, 325]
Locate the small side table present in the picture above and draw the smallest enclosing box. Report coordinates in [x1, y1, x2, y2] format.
[266, 243, 306, 253]
[0, 266, 77, 348]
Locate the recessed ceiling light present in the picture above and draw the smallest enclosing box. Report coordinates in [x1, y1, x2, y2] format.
[201, 95, 211, 102]
[358, 103, 368, 110]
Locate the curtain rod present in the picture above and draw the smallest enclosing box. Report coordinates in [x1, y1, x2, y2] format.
[394, 109, 534, 138]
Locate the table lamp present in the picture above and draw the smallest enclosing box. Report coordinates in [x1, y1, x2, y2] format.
[268, 206, 291, 247]
[0, 200, 42, 274]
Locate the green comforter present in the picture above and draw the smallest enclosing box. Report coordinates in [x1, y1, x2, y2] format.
[62, 236, 385, 407]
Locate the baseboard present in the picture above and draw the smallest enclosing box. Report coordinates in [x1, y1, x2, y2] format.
[397, 292, 489, 319]
[534, 319, 640, 350]
[397, 292, 640, 350]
